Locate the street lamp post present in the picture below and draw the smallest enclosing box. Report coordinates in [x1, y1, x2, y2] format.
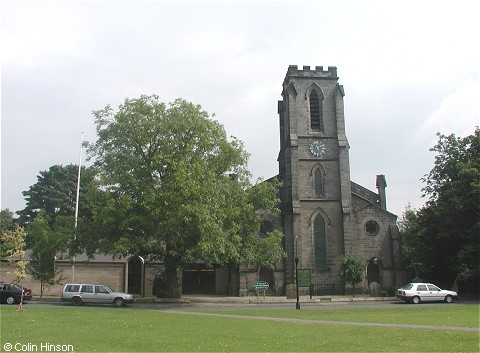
[295, 257, 300, 310]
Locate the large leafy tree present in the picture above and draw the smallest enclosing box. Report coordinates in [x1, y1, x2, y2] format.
[195, 177, 285, 295]
[397, 204, 426, 280]
[400, 128, 479, 292]
[17, 164, 97, 227]
[88, 95, 284, 298]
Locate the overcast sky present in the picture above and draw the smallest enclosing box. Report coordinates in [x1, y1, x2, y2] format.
[1, 0, 479, 218]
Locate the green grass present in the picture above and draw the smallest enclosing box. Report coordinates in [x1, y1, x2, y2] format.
[1, 305, 478, 352]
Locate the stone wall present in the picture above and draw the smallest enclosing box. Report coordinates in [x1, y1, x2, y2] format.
[0, 261, 125, 297]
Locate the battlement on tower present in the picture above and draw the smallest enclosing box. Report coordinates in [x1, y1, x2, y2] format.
[285, 65, 338, 80]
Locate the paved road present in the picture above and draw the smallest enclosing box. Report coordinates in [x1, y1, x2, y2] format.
[28, 297, 478, 311]
[126, 300, 467, 311]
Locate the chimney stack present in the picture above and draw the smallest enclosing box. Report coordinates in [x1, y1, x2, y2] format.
[376, 175, 387, 211]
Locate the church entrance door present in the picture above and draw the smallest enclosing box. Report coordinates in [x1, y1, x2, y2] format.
[367, 259, 380, 285]
[182, 265, 215, 295]
[367, 258, 382, 296]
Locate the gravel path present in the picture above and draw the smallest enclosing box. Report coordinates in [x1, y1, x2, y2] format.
[165, 310, 479, 332]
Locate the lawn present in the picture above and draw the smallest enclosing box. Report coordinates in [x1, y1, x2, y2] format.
[1, 305, 478, 352]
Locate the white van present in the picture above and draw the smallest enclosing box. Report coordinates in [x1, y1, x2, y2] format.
[61, 284, 135, 307]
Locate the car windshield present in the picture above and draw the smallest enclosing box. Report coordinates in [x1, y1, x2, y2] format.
[103, 285, 114, 292]
[400, 283, 414, 290]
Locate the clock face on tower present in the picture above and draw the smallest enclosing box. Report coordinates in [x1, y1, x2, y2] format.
[309, 141, 325, 157]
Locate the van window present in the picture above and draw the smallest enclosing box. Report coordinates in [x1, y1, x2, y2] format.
[65, 285, 81, 292]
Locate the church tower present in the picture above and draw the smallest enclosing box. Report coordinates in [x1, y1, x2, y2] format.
[278, 65, 354, 291]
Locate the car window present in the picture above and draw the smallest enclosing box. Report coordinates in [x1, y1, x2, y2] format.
[65, 285, 81, 292]
[95, 286, 110, 294]
[417, 284, 428, 291]
[81, 285, 94, 293]
[427, 285, 440, 291]
[400, 284, 414, 290]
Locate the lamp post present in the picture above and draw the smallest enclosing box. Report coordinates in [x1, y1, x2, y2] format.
[295, 257, 300, 310]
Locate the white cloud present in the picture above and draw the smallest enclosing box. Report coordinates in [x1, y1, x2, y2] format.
[416, 78, 480, 144]
[1, 2, 87, 70]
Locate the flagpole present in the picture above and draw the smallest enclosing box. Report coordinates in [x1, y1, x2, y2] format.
[72, 132, 84, 283]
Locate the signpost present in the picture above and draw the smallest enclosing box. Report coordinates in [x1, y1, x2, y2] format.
[297, 269, 312, 299]
[297, 269, 311, 287]
[253, 281, 269, 300]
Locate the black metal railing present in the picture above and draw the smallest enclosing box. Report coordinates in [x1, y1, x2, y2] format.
[311, 283, 337, 296]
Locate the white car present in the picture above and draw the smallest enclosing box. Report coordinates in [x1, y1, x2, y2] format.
[396, 283, 458, 304]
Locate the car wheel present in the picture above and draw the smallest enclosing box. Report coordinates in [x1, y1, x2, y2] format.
[114, 298, 125, 307]
[412, 296, 421, 304]
[6, 296, 16, 305]
[71, 297, 82, 306]
[445, 295, 453, 303]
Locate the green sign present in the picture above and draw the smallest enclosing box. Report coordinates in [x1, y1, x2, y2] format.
[297, 269, 311, 287]
[253, 281, 269, 290]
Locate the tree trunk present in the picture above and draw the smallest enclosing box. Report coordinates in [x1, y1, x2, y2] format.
[227, 266, 233, 296]
[227, 264, 239, 296]
[165, 255, 181, 298]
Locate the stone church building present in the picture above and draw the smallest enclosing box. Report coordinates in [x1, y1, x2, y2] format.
[269, 65, 405, 296]
[1, 66, 405, 297]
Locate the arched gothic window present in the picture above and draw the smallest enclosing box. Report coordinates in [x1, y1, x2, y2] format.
[310, 90, 323, 130]
[314, 214, 326, 269]
[314, 168, 322, 197]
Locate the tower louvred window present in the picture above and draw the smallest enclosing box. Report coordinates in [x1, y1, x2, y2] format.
[310, 90, 321, 130]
